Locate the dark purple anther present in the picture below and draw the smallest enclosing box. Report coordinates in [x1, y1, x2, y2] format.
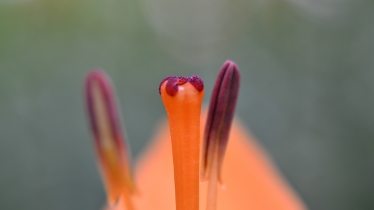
[201, 60, 240, 183]
[84, 70, 128, 154]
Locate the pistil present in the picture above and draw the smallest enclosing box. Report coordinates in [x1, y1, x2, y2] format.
[159, 75, 204, 210]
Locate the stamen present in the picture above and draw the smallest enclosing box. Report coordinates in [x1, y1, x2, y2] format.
[200, 60, 240, 210]
[85, 70, 135, 210]
[159, 75, 204, 210]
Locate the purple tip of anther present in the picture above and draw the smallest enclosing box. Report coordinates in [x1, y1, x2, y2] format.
[159, 75, 204, 96]
[202, 60, 240, 179]
[85, 70, 122, 145]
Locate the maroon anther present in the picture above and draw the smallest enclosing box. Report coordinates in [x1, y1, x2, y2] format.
[201, 60, 240, 183]
[159, 75, 204, 96]
[85, 70, 126, 151]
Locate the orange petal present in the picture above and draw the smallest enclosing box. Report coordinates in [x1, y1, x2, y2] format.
[134, 121, 176, 209]
[134, 112, 307, 210]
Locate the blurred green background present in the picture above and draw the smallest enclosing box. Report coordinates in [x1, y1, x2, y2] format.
[1, 0, 373, 209]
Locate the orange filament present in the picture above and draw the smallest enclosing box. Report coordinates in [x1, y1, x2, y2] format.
[160, 80, 204, 210]
[205, 140, 220, 210]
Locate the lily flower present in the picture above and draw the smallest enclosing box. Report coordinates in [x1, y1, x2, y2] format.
[84, 61, 308, 210]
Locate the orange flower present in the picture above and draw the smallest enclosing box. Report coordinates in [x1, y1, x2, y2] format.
[84, 61, 307, 210]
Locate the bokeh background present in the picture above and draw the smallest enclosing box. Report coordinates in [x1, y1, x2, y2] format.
[1, 0, 373, 209]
